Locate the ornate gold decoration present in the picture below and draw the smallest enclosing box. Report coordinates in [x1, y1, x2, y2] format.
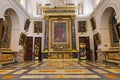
[43, 5, 76, 17]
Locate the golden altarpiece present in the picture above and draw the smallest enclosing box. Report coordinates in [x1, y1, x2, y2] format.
[43, 5, 77, 59]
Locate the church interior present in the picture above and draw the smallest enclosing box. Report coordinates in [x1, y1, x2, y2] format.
[0, 0, 120, 80]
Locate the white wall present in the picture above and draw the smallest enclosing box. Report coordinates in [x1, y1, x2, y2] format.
[27, 18, 45, 51]
[89, 0, 120, 61]
[0, 0, 29, 51]
[91, 0, 120, 51]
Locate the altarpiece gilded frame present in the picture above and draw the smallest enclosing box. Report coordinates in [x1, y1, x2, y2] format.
[49, 17, 72, 52]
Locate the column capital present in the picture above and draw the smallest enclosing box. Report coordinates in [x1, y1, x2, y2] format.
[44, 16, 49, 20]
[71, 15, 76, 19]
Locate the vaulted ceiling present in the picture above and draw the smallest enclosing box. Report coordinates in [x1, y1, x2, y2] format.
[19, 0, 102, 18]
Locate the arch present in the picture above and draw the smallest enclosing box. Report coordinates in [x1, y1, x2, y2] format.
[101, 7, 115, 28]
[100, 3, 119, 28]
[101, 7, 118, 47]
[2, 7, 20, 50]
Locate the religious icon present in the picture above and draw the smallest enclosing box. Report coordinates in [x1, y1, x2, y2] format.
[78, 21, 86, 32]
[114, 22, 120, 40]
[90, 17, 96, 31]
[54, 22, 66, 42]
[34, 21, 42, 33]
[24, 19, 30, 32]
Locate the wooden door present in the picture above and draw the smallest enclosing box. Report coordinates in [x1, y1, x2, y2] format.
[79, 36, 91, 60]
[24, 36, 33, 61]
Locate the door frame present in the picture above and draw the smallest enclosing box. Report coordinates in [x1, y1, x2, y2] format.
[79, 36, 91, 60]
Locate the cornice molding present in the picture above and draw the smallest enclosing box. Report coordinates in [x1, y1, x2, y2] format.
[89, 0, 109, 19]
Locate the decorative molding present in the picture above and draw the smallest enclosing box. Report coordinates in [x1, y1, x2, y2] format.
[8, 0, 29, 18]
[43, 5, 76, 17]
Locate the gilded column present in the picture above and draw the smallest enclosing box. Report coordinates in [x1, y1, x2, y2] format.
[71, 16, 76, 49]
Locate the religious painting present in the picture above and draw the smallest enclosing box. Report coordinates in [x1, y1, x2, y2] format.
[52, 21, 68, 44]
[90, 17, 96, 31]
[24, 19, 30, 32]
[19, 32, 26, 46]
[109, 12, 118, 47]
[78, 21, 86, 32]
[94, 32, 101, 45]
[1, 15, 11, 48]
[0, 18, 3, 43]
[34, 21, 42, 33]
[34, 37, 42, 58]
[114, 22, 120, 40]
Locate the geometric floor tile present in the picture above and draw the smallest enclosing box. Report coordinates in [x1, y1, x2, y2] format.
[27, 69, 93, 75]
[12, 69, 28, 74]
[104, 74, 119, 78]
[106, 69, 120, 73]
[54, 75, 66, 78]
[93, 69, 108, 74]
[2, 75, 15, 79]
[0, 70, 14, 74]
[20, 75, 45, 78]
[20, 75, 100, 79]
[0, 60, 120, 80]
[65, 75, 100, 78]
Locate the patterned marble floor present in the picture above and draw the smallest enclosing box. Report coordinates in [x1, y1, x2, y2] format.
[0, 59, 120, 80]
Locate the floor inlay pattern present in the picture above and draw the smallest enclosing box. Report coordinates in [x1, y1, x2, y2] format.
[0, 59, 120, 80]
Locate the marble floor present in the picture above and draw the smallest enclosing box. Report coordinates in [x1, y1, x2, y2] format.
[0, 59, 120, 80]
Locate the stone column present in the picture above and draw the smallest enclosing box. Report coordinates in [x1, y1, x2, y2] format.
[44, 17, 49, 50]
[71, 16, 76, 49]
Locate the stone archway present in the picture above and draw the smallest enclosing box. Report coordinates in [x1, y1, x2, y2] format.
[2, 8, 20, 50]
[101, 7, 118, 49]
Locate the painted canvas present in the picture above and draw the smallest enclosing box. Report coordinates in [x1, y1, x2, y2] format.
[19, 32, 26, 46]
[78, 21, 86, 32]
[90, 17, 96, 31]
[54, 22, 67, 42]
[94, 32, 101, 45]
[0, 18, 3, 43]
[114, 22, 120, 40]
[34, 21, 42, 33]
[1, 16, 11, 48]
[24, 19, 30, 32]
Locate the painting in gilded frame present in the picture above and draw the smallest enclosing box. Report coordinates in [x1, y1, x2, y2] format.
[114, 22, 120, 40]
[78, 21, 86, 32]
[52, 21, 68, 44]
[90, 17, 96, 31]
[34, 21, 42, 33]
[0, 18, 3, 43]
[24, 19, 30, 32]
[19, 32, 26, 46]
[94, 32, 101, 45]
[1, 16, 11, 48]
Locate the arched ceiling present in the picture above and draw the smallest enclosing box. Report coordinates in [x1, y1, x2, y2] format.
[19, 0, 102, 18]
